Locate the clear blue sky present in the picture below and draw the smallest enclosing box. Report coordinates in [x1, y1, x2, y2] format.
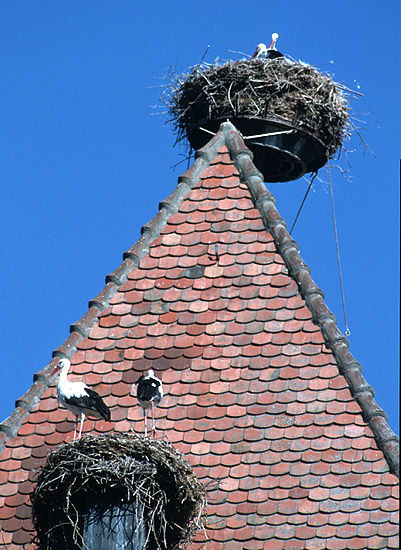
[0, 2, 399, 435]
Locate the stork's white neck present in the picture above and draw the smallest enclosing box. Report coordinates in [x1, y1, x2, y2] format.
[269, 33, 279, 51]
[57, 362, 71, 388]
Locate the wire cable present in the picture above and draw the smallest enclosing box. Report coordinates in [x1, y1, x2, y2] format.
[289, 173, 317, 235]
[327, 160, 351, 336]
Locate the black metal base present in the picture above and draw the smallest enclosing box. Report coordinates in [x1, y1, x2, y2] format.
[188, 117, 328, 183]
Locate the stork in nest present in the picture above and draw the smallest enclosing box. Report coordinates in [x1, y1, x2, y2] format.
[135, 369, 163, 436]
[52, 358, 111, 440]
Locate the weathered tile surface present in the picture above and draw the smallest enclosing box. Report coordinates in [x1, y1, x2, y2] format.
[0, 124, 398, 549]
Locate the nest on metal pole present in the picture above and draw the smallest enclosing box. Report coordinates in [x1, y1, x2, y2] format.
[30, 433, 207, 550]
[163, 58, 357, 182]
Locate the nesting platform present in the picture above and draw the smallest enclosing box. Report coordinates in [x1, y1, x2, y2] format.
[31, 433, 206, 550]
[165, 58, 351, 182]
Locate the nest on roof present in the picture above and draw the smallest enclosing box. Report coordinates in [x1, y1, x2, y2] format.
[30, 433, 207, 550]
[164, 58, 352, 161]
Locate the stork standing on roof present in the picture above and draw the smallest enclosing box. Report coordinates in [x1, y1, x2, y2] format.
[251, 33, 284, 60]
[52, 358, 111, 440]
[135, 369, 163, 436]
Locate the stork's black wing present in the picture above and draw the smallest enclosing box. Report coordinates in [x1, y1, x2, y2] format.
[65, 389, 111, 421]
[266, 50, 284, 59]
[136, 378, 162, 402]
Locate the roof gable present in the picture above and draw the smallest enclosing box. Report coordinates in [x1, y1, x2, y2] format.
[0, 122, 398, 549]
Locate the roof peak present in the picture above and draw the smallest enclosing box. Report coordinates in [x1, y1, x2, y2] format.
[0, 122, 398, 477]
[0, 122, 399, 548]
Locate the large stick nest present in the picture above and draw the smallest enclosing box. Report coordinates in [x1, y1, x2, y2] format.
[30, 433, 207, 550]
[163, 58, 353, 158]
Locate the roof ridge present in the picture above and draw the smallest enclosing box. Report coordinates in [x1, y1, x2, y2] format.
[0, 130, 226, 454]
[220, 121, 399, 477]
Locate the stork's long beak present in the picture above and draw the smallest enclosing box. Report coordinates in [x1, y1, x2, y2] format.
[250, 51, 257, 59]
[51, 363, 62, 376]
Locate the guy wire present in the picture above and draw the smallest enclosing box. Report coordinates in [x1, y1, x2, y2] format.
[327, 160, 351, 336]
[289, 173, 317, 235]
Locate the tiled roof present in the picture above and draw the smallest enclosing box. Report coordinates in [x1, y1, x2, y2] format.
[0, 122, 399, 549]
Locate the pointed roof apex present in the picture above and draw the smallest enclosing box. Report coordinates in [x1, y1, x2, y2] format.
[1, 121, 398, 477]
[0, 122, 398, 548]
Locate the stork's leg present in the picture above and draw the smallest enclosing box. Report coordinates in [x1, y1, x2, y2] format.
[73, 416, 78, 440]
[78, 413, 85, 439]
[150, 404, 157, 436]
[144, 409, 148, 437]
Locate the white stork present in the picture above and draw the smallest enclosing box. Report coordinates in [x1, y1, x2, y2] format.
[135, 369, 163, 436]
[251, 33, 283, 60]
[52, 358, 111, 440]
